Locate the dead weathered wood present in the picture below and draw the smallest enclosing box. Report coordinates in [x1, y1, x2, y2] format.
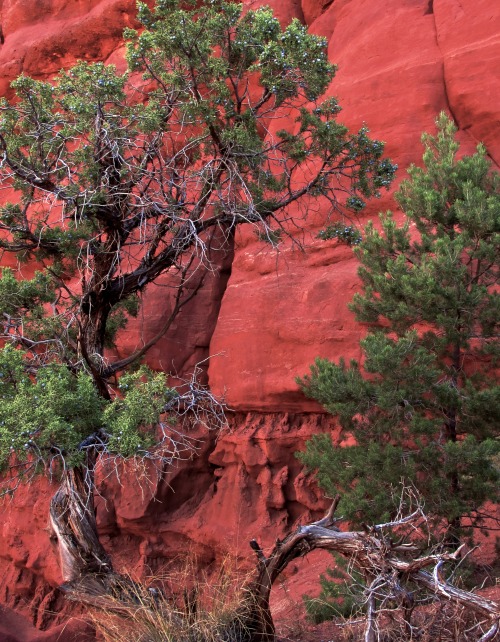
[49, 484, 500, 641]
[49, 465, 112, 583]
[243, 496, 500, 641]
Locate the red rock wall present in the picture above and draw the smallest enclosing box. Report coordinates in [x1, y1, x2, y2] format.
[209, 0, 500, 411]
[0, 0, 499, 633]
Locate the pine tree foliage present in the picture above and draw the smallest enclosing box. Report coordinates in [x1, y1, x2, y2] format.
[298, 114, 500, 531]
[303, 552, 365, 623]
[0, 0, 395, 479]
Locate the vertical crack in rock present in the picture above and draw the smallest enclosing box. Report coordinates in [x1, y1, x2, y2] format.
[428, 1, 460, 128]
[461, 126, 500, 170]
[301, 0, 334, 26]
[429, 1, 500, 169]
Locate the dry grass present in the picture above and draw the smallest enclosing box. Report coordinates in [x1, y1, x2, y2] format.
[87, 557, 256, 642]
[79, 555, 500, 642]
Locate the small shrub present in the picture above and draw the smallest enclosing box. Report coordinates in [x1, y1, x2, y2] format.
[316, 223, 362, 245]
[303, 553, 365, 624]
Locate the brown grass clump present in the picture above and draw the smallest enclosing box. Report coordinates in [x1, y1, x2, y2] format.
[87, 558, 255, 642]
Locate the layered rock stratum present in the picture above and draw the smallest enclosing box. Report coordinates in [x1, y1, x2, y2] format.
[0, 0, 499, 637]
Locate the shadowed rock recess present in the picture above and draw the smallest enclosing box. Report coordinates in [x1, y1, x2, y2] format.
[0, 0, 499, 637]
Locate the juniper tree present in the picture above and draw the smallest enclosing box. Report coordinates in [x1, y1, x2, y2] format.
[299, 114, 500, 536]
[0, 0, 395, 586]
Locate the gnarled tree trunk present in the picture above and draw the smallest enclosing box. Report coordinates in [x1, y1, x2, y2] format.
[49, 465, 112, 584]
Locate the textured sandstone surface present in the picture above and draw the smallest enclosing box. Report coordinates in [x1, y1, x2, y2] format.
[209, 0, 500, 411]
[0, 0, 499, 636]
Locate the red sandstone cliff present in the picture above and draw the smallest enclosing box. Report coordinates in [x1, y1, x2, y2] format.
[0, 0, 499, 636]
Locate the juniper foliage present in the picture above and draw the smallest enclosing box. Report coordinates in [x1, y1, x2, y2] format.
[0, 0, 394, 475]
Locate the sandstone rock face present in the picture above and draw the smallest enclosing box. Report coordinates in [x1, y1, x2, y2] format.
[0, 0, 499, 634]
[209, 0, 500, 411]
[0, 603, 93, 642]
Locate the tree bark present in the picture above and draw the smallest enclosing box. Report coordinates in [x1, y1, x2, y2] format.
[49, 465, 112, 584]
[241, 497, 500, 641]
